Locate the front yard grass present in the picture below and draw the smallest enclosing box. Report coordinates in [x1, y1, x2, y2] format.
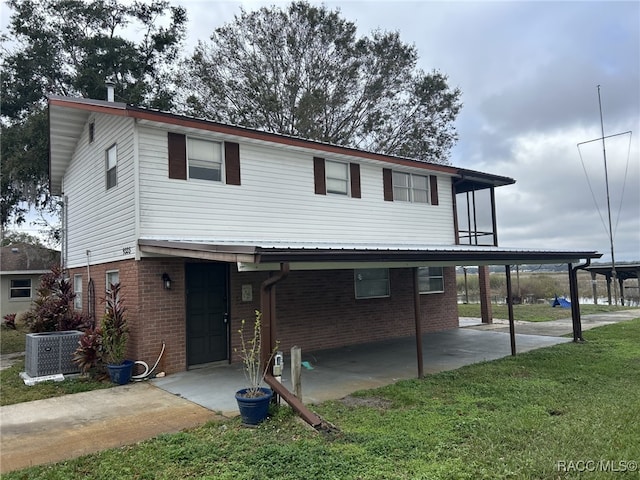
[0, 321, 113, 406]
[6, 318, 640, 479]
[457, 302, 635, 322]
[0, 359, 112, 406]
[0, 321, 30, 354]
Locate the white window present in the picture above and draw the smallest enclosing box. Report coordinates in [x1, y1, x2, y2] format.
[418, 267, 444, 293]
[393, 171, 429, 203]
[326, 160, 349, 195]
[188, 137, 222, 181]
[355, 269, 390, 299]
[10, 279, 31, 299]
[106, 144, 117, 189]
[74, 275, 83, 310]
[106, 271, 119, 292]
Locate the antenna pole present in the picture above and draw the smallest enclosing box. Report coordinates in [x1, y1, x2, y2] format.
[597, 85, 618, 305]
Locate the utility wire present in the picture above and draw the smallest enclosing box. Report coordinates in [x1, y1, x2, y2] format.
[613, 131, 633, 239]
[577, 144, 610, 237]
[576, 130, 634, 242]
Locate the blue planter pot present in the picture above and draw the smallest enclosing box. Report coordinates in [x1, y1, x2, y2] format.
[107, 360, 134, 385]
[235, 387, 273, 425]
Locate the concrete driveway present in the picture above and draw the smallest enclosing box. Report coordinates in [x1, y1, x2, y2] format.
[152, 327, 570, 413]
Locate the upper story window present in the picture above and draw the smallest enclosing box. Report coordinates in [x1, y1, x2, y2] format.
[188, 137, 222, 182]
[10, 279, 31, 299]
[167, 133, 241, 185]
[418, 267, 444, 294]
[313, 157, 361, 198]
[326, 160, 349, 195]
[393, 171, 429, 203]
[74, 275, 83, 310]
[354, 268, 390, 299]
[106, 144, 117, 189]
[383, 168, 439, 205]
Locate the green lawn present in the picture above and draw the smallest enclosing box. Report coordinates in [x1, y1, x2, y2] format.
[457, 302, 635, 322]
[0, 322, 112, 406]
[6, 319, 640, 479]
[1, 321, 30, 354]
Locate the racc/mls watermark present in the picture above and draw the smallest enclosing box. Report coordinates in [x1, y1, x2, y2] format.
[556, 460, 638, 473]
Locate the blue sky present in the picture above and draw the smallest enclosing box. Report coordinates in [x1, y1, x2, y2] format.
[3, 1, 639, 261]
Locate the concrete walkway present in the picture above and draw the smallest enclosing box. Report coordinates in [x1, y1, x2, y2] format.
[1, 309, 638, 473]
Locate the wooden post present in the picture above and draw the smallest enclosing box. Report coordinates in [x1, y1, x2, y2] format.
[591, 271, 598, 305]
[291, 346, 302, 399]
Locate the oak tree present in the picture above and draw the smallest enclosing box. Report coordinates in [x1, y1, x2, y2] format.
[179, 1, 461, 164]
[1, 0, 187, 230]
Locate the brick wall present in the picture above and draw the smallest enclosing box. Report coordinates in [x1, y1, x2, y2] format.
[228, 266, 459, 363]
[68, 258, 188, 375]
[71, 260, 459, 374]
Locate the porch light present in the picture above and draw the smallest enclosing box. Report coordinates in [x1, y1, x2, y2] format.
[161, 273, 172, 290]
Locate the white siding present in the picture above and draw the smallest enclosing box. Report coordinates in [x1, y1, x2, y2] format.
[64, 114, 136, 268]
[137, 126, 455, 245]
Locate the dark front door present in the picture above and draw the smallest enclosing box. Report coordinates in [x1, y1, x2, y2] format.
[186, 263, 228, 365]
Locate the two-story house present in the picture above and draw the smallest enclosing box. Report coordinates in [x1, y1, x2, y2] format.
[48, 94, 600, 377]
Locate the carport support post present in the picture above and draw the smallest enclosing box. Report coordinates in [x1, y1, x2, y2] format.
[505, 265, 516, 356]
[590, 271, 598, 305]
[413, 267, 424, 379]
[568, 263, 584, 342]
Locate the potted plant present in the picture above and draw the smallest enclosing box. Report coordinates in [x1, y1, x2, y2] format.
[235, 310, 278, 425]
[102, 283, 133, 384]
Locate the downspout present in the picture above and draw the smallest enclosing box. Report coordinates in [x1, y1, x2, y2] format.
[259, 263, 290, 369]
[569, 258, 591, 342]
[259, 263, 322, 428]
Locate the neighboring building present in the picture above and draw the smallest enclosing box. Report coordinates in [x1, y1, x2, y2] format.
[0, 243, 60, 319]
[48, 95, 600, 375]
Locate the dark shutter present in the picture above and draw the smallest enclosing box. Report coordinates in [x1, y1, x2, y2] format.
[430, 175, 439, 205]
[224, 142, 241, 185]
[350, 163, 361, 198]
[383, 168, 393, 201]
[167, 132, 187, 180]
[313, 157, 326, 195]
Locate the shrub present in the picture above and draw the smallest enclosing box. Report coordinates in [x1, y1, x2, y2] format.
[73, 328, 105, 376]
[100, 283, 128, 365]
[23, 264, 89, 332]
[3, 313, 17, 330]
